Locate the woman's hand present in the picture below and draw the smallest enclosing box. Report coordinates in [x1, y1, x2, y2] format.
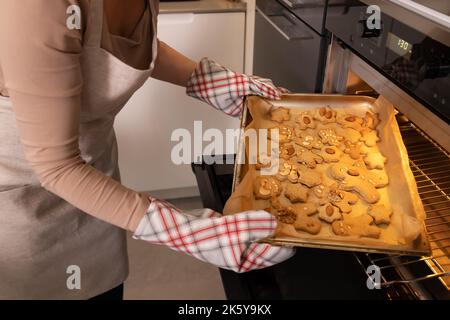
[186, 58, 288, 117]
[133, 197, 295, 273]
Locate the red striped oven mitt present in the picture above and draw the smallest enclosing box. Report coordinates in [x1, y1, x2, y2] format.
[186, 57, 288, 117]
[133, 197, 295, 273]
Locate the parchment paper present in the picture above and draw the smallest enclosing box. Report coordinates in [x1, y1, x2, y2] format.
[224, 95, 431, 256]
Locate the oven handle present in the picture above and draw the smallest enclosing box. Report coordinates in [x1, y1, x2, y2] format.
[256, 7, 312, 41]
[280, 0, 305, 8]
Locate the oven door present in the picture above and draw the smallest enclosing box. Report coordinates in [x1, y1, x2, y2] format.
[323, 36, 450, 299]
[254, 0, 328, 93]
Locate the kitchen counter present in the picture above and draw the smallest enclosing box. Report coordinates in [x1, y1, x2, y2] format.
[160, 0, 246, 14]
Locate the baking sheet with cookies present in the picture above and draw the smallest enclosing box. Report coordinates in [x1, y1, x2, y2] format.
[224, 94, 431, 256]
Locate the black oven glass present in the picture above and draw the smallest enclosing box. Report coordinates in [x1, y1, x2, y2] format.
[326, 0, 450, 123]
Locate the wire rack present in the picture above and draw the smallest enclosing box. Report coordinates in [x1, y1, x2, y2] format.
[356, 119, 450, 295]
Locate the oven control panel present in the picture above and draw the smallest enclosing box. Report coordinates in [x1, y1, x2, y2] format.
[326, 0, 450, 123]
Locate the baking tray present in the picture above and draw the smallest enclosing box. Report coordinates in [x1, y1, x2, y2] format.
[224, 94, 431, 256]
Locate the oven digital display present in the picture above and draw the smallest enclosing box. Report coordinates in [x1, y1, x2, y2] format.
[387, 32, 412, 57]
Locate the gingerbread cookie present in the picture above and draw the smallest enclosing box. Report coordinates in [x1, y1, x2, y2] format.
[255, 147, 274, 170]
[280, 144, 296, 160]
[295, 112, 316, 130]
[296, 147, 323, 168]
[289, 202, 318, 216]
[253, 176, 282, 200]
[276, 208, 297, 224]
[364, 152, 387, 170]
[368, 204, 392, 225]
[297, 166, 322, 187]
[328, 184, 359, 213]
[329, 162, 380, 204]
[361, 129, 380, 147]
[295, 134, 323, 150]
[276, 161, 292, 181]
[335, 127, 362, 144]
[337, 114, 364, 131]
[270, 107, 290, 123]
[353, 160, 389, 187]
[318, 204, 342, 223]
[363, 111, 380, 130]
[290, 208, 322, 235]
[344, 141, 367, 160]
[312, 184, 329, 201]
[314, 106, 336, 123]
[268, 125, 294, 143]
[285, 183, 309, 203]
[318, 128, 343, 146]
[314, 146, 342, 163]
[332, 214, 381, 239]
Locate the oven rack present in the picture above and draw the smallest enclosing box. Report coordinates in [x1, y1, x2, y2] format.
[356, 119, 450, 294]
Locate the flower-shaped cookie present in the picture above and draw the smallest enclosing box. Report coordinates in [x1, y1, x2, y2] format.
[364, 152, 387, 169]
[336, 113, 364, 131]
[295, 134, 323, 150]
[344, 141, 367, 160]
[318, 129, 343, 147]
[314, 106, 336, 123]
[270, 107, 290, 123]
[295, 112, 316, 130]
[318, 204, 342, 223]
[253, 176, 282, 200]
[368, 204, 392, 225]
[361, 129, 380, 147]
[268, 125, 294, 143]
[284, 183, 309, 203]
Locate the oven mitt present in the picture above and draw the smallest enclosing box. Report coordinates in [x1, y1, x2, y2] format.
[133, 197, 295, 273]
[186, 57, 288, 117]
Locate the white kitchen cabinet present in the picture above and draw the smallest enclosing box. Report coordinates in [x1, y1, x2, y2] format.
[114, 12, 245, 197]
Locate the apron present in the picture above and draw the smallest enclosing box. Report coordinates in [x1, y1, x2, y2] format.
[0, 0, 158, 299]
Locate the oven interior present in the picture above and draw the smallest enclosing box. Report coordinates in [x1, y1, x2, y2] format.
[329, 45, 450, 300]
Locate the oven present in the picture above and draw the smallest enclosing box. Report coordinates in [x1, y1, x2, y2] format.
[324, 0, 450, 299]
[192, 0, 450, 300]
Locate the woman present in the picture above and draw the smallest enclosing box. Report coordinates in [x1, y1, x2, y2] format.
[0, 0, 293, 299]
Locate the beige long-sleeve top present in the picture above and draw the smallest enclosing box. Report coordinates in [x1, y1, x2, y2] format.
[0, 0, 159, 231]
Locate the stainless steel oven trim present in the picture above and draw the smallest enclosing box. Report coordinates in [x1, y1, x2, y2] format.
[323, 36, 450, 152]
[381, 0, 450, 31]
